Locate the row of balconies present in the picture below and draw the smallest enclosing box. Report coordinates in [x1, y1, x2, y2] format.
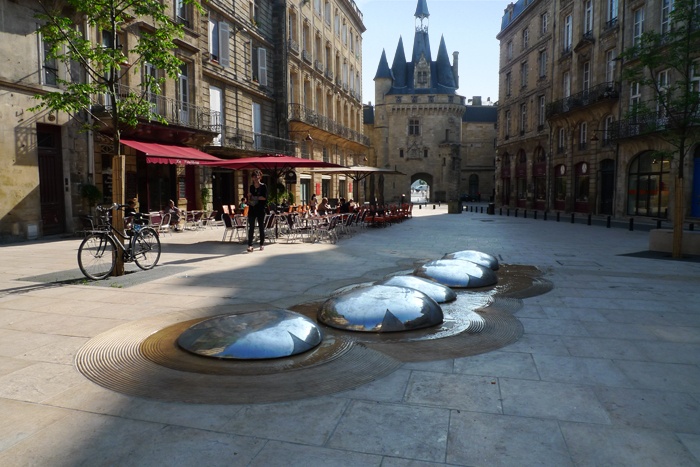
[288, 103, 370, 146]
[546, 82, 620, 118]
[91, 84, 219, 132]
[611, 108, 700, 140]
[212, 125, 296, 154]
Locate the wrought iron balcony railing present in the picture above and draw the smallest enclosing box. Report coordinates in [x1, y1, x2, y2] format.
[91, 84, 220, 133]
[546, 81, 619, 118]
[211, 124, 296, 154]
[288, 103, 370, 146]
[611, 108, 700, 140]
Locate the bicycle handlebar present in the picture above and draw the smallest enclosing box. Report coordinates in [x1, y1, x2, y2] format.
[96, 203, 127, 212]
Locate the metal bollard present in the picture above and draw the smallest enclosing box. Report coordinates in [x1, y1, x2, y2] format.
[571, 213, 575, 224]
[629, 218, 634, 231]
[588, 214, 592, 226]
[606, 216, 611, 228]
[556, 212, 560, 222]
[499, 208, 503, 215]
[514, 209, 518, 218]
[480, 206, 484, 213]
[433, 205, 436, 209]
[419, 204, 422, 209]
[543, 211, 547, 221]
[690, 223, 695, 231]
[534, 211, 537, 220]
[657, 219, 662, 229]
[524, 210, 527, 219]
[507, 208, 510, 216]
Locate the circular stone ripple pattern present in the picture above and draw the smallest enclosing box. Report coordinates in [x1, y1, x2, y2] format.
[378, 275, 457, 303]
[443, 250, 500, 271]
[177, 309, 322, 360]
[414, 259, 498, 288]
[318, 284, 444, 332]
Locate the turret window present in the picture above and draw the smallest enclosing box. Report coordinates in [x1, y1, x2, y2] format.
[408, 119, 420, 136]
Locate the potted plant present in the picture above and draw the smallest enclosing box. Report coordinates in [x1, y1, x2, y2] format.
[80, 183, 102, 214]
[200, 186, 211, 209]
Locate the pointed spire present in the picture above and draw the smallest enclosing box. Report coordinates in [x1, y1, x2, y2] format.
[374, 49, 393, 80]
[391, 37, 407, 88]
[436, 35, 456, 88]
[414, 0, 429, 20]
[412, 29, 431, 64]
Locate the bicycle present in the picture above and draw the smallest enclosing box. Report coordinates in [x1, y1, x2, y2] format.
[77, 203, 161, 280]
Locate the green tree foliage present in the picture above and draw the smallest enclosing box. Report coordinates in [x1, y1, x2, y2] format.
[33, 0, 197, 153]
[620, 0, 700, 257]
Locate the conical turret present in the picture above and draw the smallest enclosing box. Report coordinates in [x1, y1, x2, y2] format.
[374, 49, 393, 104]
[436, 35, 456, 89]
[391, 37, 407, 89]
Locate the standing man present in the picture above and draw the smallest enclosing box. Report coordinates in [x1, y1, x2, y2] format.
[247, 170, 267, 251]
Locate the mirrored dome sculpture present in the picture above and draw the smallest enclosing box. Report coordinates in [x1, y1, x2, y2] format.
[318, 285, 443, 332]
[443, 250, 500, 271]
[378, 275, 457, 303]
[177, 309, 322, 360]
[414, 259, 498, 288]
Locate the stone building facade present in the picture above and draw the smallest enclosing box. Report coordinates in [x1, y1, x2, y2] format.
[366, 0, 469, 204]
[282, 0, 369, 205]
[496, 0, 699, 222]
[461, 101, 498, 202]
[0, 0, 368, 242]
[0, 1, 89, 240]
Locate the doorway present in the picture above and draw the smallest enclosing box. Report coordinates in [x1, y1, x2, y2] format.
[37, 124, 65, 235]
[599, 159, 615, 215]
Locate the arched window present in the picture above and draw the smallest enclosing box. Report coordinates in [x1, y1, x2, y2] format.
[627, 151, 670, 216]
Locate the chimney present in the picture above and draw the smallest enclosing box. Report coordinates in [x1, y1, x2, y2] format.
[472, 96, 482, 106]
[452, 51, 459, 89]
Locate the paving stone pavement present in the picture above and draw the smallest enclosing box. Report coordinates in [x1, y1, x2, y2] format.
[0, 205, 699, 466]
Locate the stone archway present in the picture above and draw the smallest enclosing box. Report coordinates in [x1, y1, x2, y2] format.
[411, 173, 434, 203]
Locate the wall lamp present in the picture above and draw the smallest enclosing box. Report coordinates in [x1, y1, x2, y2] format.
[290, 131, 313, 142]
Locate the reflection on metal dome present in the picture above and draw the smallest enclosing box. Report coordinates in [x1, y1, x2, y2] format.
[378, 275, 457, 303]
[177, 309, 322, 360]
[318, 285, 443, 332]
[414, 259, 498, 288]
[444, 250, 500, 271]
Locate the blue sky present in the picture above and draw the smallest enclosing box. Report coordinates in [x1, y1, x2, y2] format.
[358, 0, 506, 106]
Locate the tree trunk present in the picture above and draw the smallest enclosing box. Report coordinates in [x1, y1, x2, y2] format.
[111, 154, 126, 276]
[672, 175, 684, 258]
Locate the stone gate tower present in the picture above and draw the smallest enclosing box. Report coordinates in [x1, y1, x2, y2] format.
[371, 0, 466, 203]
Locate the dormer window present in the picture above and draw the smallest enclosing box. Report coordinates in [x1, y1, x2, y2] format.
[414, 56, 430, 89]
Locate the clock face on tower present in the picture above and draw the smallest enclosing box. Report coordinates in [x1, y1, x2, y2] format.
[560, 165, 566, 175]
[582, 163, 588, 174]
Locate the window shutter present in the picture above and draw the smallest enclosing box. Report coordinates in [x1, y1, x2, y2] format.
[258, 47, 267, 86]
[219, 22, 230, 67]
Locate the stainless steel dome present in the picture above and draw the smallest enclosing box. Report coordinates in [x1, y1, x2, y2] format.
[378, 275, 457, 303]
[443, 250, 500, 270]
[318, 284, 444, 332]
[414, 259, 498, 288]
[177, 309, 322, 360]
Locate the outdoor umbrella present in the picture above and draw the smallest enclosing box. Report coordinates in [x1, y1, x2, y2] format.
[202, 155, 347, 204]
[309, 165, 404, 182]
[202, 155, 345, 179]
[310, 165, 404, 204]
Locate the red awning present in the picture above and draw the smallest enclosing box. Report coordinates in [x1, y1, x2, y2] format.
[120, 139, 222, 165]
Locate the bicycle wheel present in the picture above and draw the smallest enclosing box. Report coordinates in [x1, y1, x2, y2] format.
[133, 227, 161, 270]
[78, 233, 116, 280]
